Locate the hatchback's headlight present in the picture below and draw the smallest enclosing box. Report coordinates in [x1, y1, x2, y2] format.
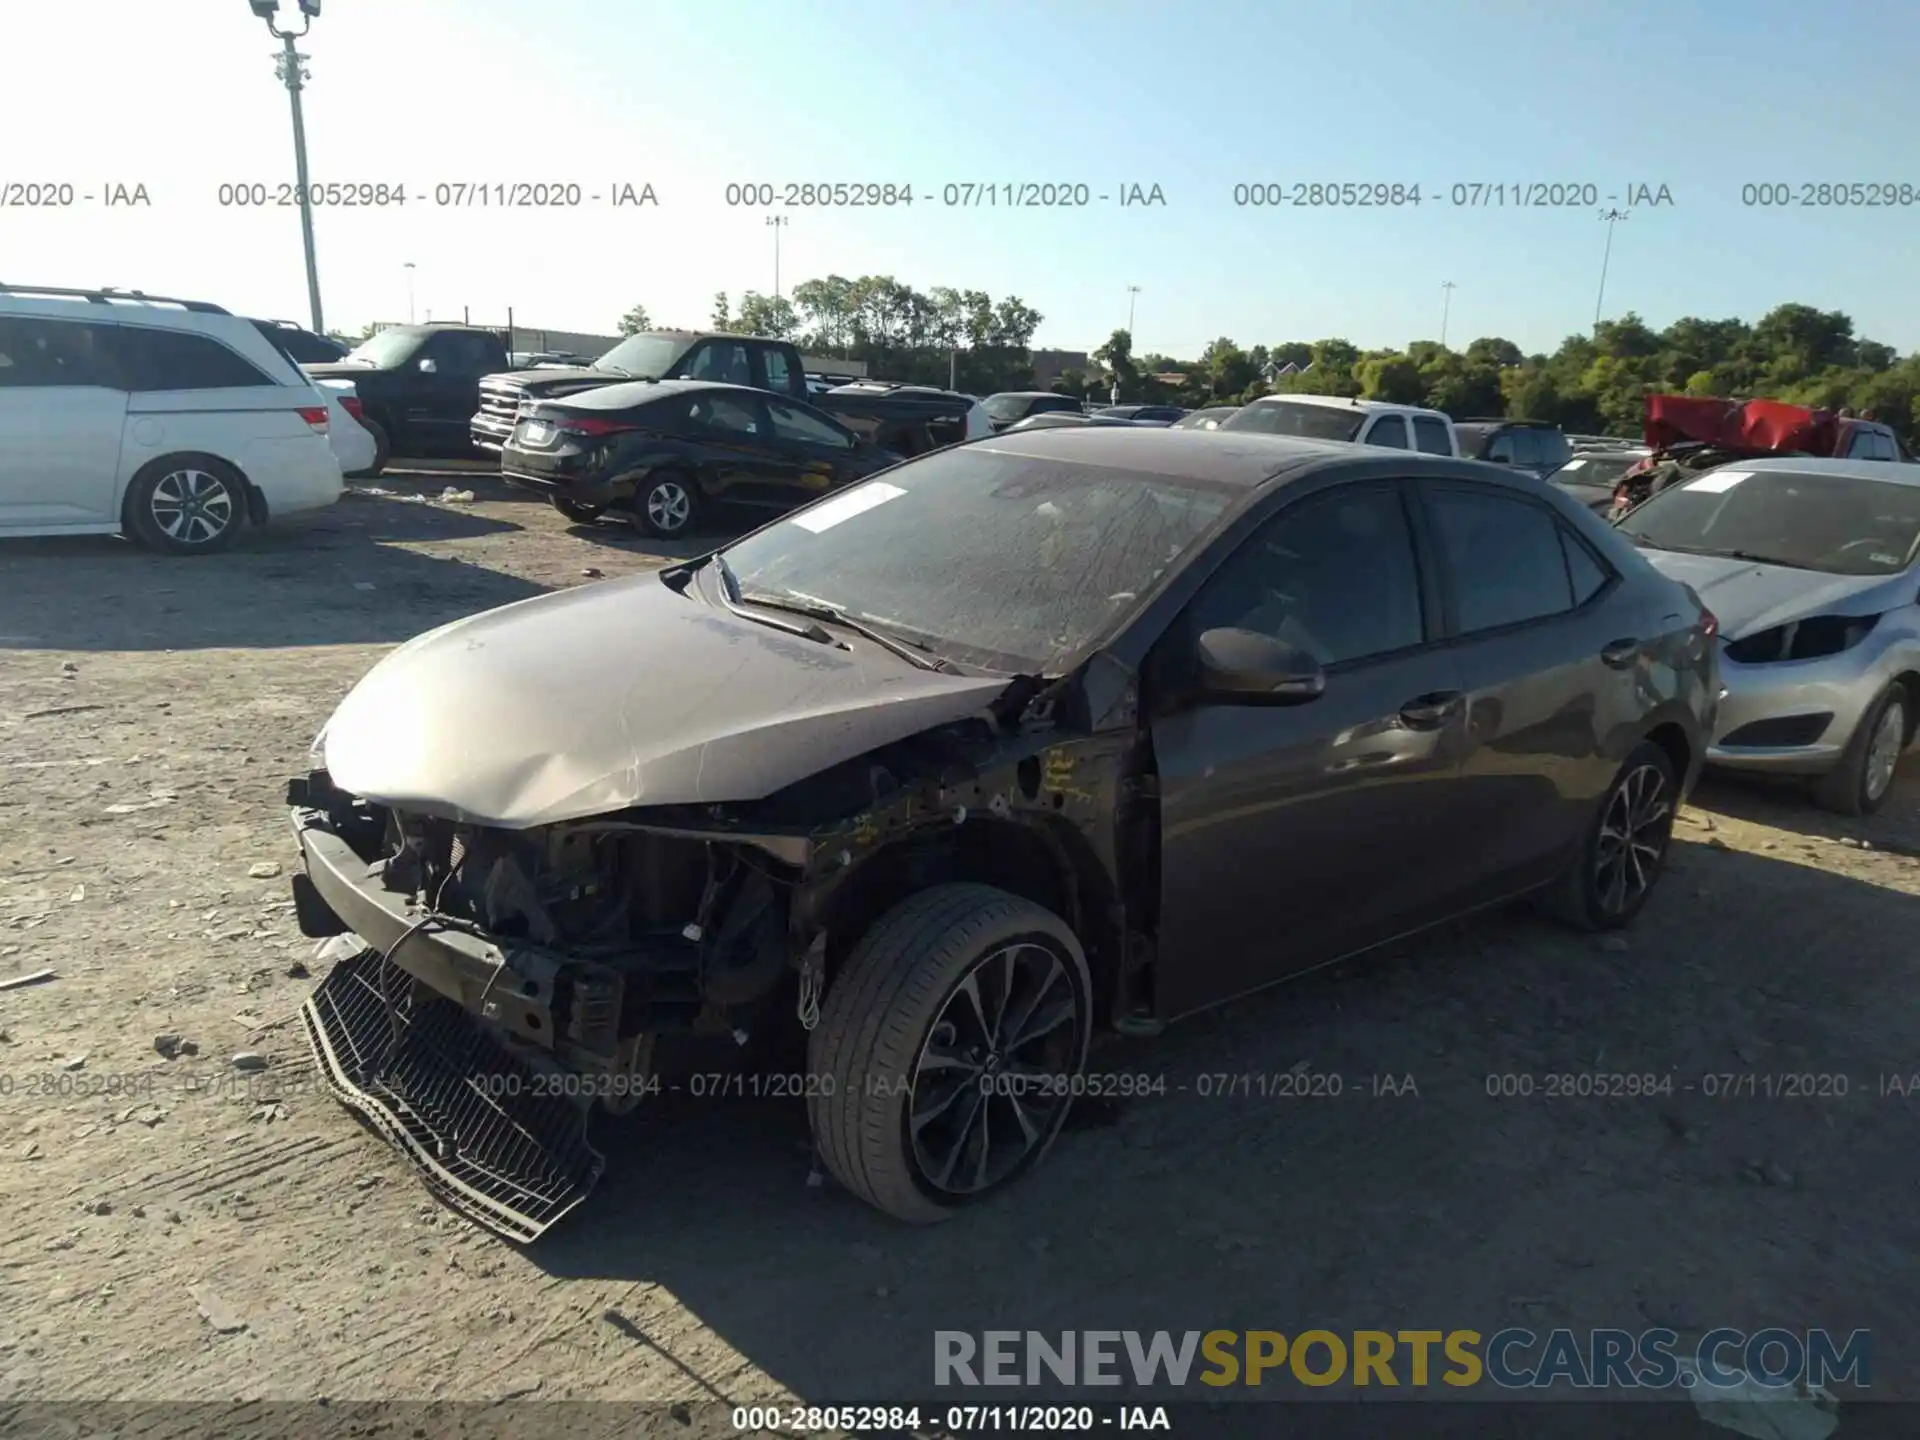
[307, 721, 330, 769]
[1723, 614, 1880, 664]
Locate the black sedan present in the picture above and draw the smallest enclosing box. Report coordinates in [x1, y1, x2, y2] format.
[1095, 403, 1188, 425]
[290, 427, 1719, 1237]
[500, 378, 904, 538]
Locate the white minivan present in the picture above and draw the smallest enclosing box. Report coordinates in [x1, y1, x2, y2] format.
[0, 285, 344, 553]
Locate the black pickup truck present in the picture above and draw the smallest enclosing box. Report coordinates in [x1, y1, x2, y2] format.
[306, 324, 512, 472]
[473, 330, 982, 459]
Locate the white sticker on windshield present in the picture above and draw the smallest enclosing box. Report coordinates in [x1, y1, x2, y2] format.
[1687, 469, 1753, 493]
[790, 481, 906, 533]
[1560, 458, 1587, 471]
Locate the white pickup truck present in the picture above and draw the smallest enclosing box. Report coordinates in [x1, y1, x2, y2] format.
[1221, 395, 1460, 455]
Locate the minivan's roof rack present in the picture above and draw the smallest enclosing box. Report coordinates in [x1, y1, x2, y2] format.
[0, 283, 230, 314]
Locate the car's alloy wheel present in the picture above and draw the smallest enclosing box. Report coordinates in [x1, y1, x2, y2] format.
[806, 884, 1092, 1223]
[632, 473, 698, 538]
[124, 456, 246, 554]
[1592, 759, 1672, 919]
[1542, 740, 1677, 931]
[1864, 700, 1906, 803]
[907, 941, 1081, 1196]
[1817, 685, 1908, 815]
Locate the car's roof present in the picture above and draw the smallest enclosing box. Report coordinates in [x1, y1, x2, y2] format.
[973, 422, 1402, 486]
[989, 390, 1072, 400]
[544, 377, 805, 409]
[1728, 457, 1920, 485]
[1245, 393, 1450, 420]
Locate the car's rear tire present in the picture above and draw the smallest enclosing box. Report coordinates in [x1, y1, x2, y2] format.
[1814, 683, 1909, 816]
[629, 469, 702, 539]
[550, 496, 605, 525]
[1542, 740, 1679, 931]
[806, 884, 1093, 1224]
[347, 418, 390, 480]
[122, 454, 247, 555]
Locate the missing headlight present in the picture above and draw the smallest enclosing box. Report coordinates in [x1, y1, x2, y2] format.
[1724, 613, 1880, 664]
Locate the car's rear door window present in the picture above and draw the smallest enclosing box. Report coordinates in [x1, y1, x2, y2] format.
[0, 317, 124, 388]
[1411, 416, 1453, 455]
[1426, 486, 1579, 633]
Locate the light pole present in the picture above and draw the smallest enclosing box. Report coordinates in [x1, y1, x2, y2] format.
[248, 0, 325, 334]
[1594, 207, 1629, 333]
[1126, 284, 1141, 337]
[403, 262, 415, 324]
[767, 215, 789, 299]
[1440, 280, 1457, 348]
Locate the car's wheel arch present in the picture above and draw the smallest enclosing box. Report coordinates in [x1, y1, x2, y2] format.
[805, 814, 1123, 1025]
[1640, 719, 1693, 792]
[1886, 670, 1920, 745]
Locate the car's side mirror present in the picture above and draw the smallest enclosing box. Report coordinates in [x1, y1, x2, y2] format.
[1196, 627, 1325, 703]
[417, 357, 438, 374]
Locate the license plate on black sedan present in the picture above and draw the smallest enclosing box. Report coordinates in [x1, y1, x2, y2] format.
[517, 419, 555, 447]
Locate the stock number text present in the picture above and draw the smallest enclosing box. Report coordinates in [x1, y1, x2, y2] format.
[1743, 182, 1920, 207]
[724, 181, 914, 207]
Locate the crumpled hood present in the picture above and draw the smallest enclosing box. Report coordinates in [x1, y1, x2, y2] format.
[319, 570, 1011, 829]
[1640, 548, 1900, 639]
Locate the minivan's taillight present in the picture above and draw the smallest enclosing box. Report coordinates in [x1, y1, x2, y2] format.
[297, 405, 330, 434]
[339, 396, 364, 421]
[558, 416, 638, 438]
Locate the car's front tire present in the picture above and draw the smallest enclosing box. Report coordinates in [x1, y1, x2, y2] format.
[1543, 740, 1679, 931]
[629, 469, 702, 539]
[806, 884, 1093, 1224]
[1815, 682, 1909, 816]
[122, 455, 247, 554]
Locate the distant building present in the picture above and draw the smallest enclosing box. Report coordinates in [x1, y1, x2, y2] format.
[1031, 348, 1093, 387]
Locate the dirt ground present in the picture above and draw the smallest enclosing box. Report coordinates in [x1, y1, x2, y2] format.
[2, 467, 1917, 1429]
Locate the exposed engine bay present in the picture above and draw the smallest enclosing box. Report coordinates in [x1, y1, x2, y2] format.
[289, 684, 1144, 1241]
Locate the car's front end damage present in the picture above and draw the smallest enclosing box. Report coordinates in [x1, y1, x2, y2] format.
[286, 579, 1146, 1240]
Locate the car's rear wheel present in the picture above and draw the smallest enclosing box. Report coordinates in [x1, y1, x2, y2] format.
[1815, 683, 1908, 816]
[550, 496, 605, 525]
[629, 470, 702, 539]
[347, 418, 389, 480]
[806, 884, 1093, 1223]
[122, 455, 247, 554]
[1543, 741, 1678, 931]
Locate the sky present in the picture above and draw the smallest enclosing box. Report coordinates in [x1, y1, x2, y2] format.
[4, 0, 1917, 361]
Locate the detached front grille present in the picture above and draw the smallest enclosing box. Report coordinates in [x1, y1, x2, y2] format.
[303, 947, 604, 1243]
[1720, 713, 1835, 748]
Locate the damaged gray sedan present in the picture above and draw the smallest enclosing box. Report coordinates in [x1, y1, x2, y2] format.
[289, 427, 1717, 1239]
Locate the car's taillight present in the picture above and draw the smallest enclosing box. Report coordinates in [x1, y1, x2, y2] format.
[297, 405, 330, 434]
[339, 396, 364, 421]
[558, 416, 637, 438]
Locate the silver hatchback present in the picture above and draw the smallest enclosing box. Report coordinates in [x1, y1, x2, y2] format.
[1620, 457, 1920, 813]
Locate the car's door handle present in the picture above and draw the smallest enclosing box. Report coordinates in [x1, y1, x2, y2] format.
[1398, 691, 1464, 729]
[1600, 638, 1641, 668]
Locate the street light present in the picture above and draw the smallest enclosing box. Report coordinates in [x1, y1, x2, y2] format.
[1594, 207, 1629, 333]
[1126, 284, 1141, 336]
[246, 0, 325, 333]
[403, 262, 416, 324]
[767, 214, 789, 300]
[1440, 280, 1457, 349]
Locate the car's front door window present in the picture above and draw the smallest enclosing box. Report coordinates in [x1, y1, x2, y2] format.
[767, 399, 853, 448]
[1185, 483, 1427, 669]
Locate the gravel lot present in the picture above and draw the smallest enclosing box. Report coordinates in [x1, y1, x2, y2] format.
[2, 468, 1916, 1428]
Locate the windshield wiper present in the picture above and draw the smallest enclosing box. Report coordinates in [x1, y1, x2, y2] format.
[737, 591, 953, 672]
[694, 555, 832, 644]
[1720, 549, 1815, 570]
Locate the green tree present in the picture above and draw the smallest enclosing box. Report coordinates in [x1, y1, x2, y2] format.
[710, 292, 732, 330]
[731, 292, 800, 339]
[616, 302, 652, 336]
[1357, 353, 1426, 405]
[1093, 329, 1140, 401]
